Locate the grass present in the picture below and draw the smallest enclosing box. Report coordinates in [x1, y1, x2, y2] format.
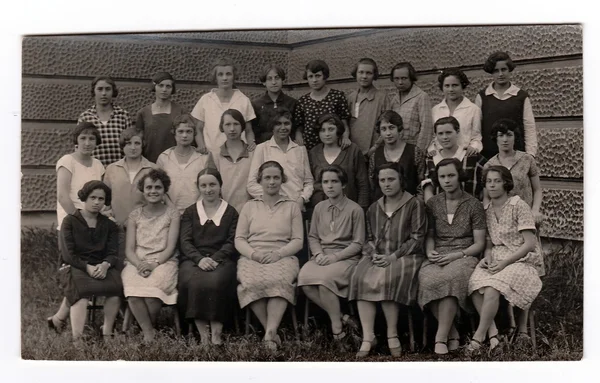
[20, 227, 583, 361]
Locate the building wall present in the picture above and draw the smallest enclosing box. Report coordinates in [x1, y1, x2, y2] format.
[21, 26, 583, 240]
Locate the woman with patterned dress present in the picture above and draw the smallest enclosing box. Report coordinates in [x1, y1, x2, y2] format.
[422, 117, 487, 203]
[235, 161, 304, 351]
[298, 165, 365, 344]
[292, 60, 351, 151]
[467, 166, 543, 353]
[349, 162, 427, 358]
[122, 169, 180, 343]
[417, 158, 487, 354]
[178, 168, 239, 345]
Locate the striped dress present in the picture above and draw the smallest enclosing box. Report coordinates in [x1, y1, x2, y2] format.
[348, 192, 426, 305]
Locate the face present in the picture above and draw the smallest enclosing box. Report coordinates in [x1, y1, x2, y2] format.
[379, 120, 400, 145]
[222, 114, 243, 140]
[496, 130, 516, 152]
[155, 79, 174, 99]
[198, 174, 221, 203]
[263, 69, 283, 94]
[84, 188, 106, 214]
[442, 75, 464, 102]
[215, 65, 235, 89]
[174, 123, 195, 147]
[392, 67, 413, 93]
[319, 122, 339, 146]
[123, 135, 143, 159]
[260, 166, 283, 196]
[94, 80, 114, 106]
[306, 70, 326, 91]
[435, 123, 459, 150]
[356, 63, 375, 88]
[485, 170, 507, 199]
[322, 171, 344, 199]
[437, 164, 460, 194]
[378, 168, 402, 197]
[272, 116, 292, 141]
[492, 61, 512, 86]
[143, 178, 165, 204]
[76, 131, 98, 155]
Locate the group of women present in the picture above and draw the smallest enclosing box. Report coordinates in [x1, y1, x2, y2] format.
[46, 50, 545, 358]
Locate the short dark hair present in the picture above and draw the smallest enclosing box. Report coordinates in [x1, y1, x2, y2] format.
[375, 110, 404, 134]
[77, 180, 112, 207]
[197, 167, 223, 188]
[434, 116, 460, 133]
[210, 57, 238, 84]
[259, 64, 286, 83]
[219, 109, 246, 133]
[137, 168, 171, 193]
[257, 160, 287, 184]
[483, 51, 516, 74]
[266, 107, 293, 135]
[490, 118, 523, 150]
[151, 71, 176, 94]
[390, 62, 418, 83]
[431, 157, 468, 189]
[317, 113, 345, 138]
[483, 165, 514, 193]
[171, 114, 198, 136]
[91, 76, 118, 98]
[376, 162, 407, 191]
[350, 58, 379, 80]
[72, 122, 101, 146]
[319, 164, 348, 187]
[303, 60, 330, 80]
[119, 127, 144, 150]
[437, 68, 470, 90]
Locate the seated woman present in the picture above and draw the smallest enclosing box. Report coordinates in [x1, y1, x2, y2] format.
[417, 158, 486, 355]
[349, 163, 427, 358]
[298, 165, 365, 343]
[122, 169, 180, 343]
[235, 161, 304, 350]
[467, 166, 543, 353]
[58, 181, 122, 340]
[178, 168, 239, 346]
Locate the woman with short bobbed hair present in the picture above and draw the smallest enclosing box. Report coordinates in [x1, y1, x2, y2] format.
[236, 161, 304, 351]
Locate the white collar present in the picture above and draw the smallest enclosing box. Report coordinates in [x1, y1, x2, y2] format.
[432, 146, 467, 164]
[196, 199, 228, 226]
[484, 82, 520, 97]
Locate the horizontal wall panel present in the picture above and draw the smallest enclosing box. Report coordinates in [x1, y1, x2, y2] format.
[22, 37, 288, 83]
[123, 31, 290, 44]
[21, 173, 56, 212]
[537, 127, 583, 179]
[21, 124, 74, 166]
[287, 29, 371, 44]
[287, 25, 582, 82]
[539, 188, 583, 240]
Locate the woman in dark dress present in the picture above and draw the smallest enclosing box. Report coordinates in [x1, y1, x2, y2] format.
[58, 181, 123, 340]
[178, 168, 239, 345]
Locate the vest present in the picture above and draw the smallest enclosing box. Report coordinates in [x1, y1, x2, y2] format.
[373, 143, 419, 200]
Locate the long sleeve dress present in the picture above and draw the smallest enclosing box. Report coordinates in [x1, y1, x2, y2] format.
[368, 143, 425, 200]
[297, 197, 365, 298]
[178, 200, 239, 322]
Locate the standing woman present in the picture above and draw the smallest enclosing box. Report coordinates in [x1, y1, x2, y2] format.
[309, 113, 370, 210]
[475, 51, 538, 159]
[191, 58, 256, 154]
[368, 110, 425, 201]
[78, 76, 133, 167]
[388, 62, 434, 152]
[135, 72, 186, 163]
[235, 161, 304, 350]
[292, 60, 352, 150]
[208, 109, 254, 213]
[349, 163, 427, 358]
[178, 168, 239, 345]
[122, 169, 180, 343]
[467, 166, 543, 353]
[417, 158, 487, 355]
[298, 165, 365, 343]
[157, 114, 210, 214]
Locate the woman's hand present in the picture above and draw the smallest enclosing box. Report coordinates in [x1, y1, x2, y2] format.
[296, 197, 306, 212]
[315, 253, 334, 266]
[435, 252, 463, 267]
[465, 146, 479, 156]
[86, 264, 98, 278]
[340, 137, 352, 150]
[137, 261, 152, 277]
[372, 254, 395, 268]
[198, 257, 218, 271]
[246, 141, 257, 152]
[488, 259, 508, 274]
[294, 131, 304, 146]
[94, 262, 110, 279]
[427, 149, 437, 157]
[427, 249, 440, 262]
[532, 210, 545, 225]
[195, 145, 208, 155]
[259, 251, 279, 264]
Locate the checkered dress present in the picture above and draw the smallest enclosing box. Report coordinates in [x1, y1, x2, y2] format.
[78, 104, 133, 166]
[388, 85, 434, 152]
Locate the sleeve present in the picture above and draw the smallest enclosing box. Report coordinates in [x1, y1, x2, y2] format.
[421, 156, 435, 189]
[390, 199, 427, 259]
[474, 94, 483, 109]
[292, 97, 305, 134]
[416, 93, 434, 152]
[334, 91, 351, 121]
[123, 110, 133, 130]
[470, 199, 487, 231]
[103, 220, 119, 267]
[300, 147, 314, 202]
[277, 202, 304, 258]
[156, 153, 166, 169]
[354, 146, 370, 209]
[103, 166, 113, 189]
[516, 199, 536, 232]
[251, 100, 261, 131]
[234, 203, 256, 258]
[522, 97, 538, 156]
[362, 205, 376, 256]
[246, 144, 265, 199]
[414, 146, 426, 198]
[333, 206, 366, 261]
[190, 96, 206, 122]
[527, 154, 540, 177]
[242, 96, 256, 122]
[425, 200, 436, 235]
[205, 151, 217, 170]
[368, 152, 376, 193]
[135, 108, 145, 131]
[469, 105, 483, 152]
[56, 155, 74, 173]
[60, 216, 88, 271]
[211, 208, 239, 262]
[308, 205, 325, 257]
[76, 111, 86, 124]
[179, 207, 205, 264]
[309, 149, 325, 206]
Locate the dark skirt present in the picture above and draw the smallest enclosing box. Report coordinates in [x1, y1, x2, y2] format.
[177, 259, 237, 322]
[63, 266, 123, 305]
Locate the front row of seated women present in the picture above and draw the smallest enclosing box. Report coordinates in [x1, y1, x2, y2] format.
[51, 158, 542, 357]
